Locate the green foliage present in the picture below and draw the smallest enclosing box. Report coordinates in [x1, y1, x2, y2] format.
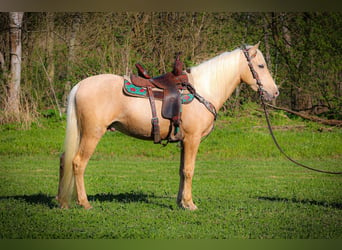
[0, 108, 341, 239]
[1, 12, 341, 124]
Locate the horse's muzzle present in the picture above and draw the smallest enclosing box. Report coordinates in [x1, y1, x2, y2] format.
[262, 89, 279, 101]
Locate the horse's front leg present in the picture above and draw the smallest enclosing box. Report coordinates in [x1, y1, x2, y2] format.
[177, 136, 201, 210]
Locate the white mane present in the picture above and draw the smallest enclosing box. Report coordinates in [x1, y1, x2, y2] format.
[189, 48, 242, 106]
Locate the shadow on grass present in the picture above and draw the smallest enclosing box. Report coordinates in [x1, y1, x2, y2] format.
[88, 191, 173, 209]
[0, 191, 173, 209]
[257, 196, 342, 209]
[0, 193, 57, 208]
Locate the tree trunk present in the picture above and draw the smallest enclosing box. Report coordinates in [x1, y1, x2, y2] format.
[263, 13, 272, 71]
[62, 13, 81, 110]
[0, 51, 5, 72]
[46, 12, 55, 84]
[263, 13, 276, 106]
[6, 12, 24, 117]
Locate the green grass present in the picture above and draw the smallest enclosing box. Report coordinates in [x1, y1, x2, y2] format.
[0, 106, 341, 239]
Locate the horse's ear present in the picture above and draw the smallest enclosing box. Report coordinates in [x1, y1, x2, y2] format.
[249, 41, 260, 58]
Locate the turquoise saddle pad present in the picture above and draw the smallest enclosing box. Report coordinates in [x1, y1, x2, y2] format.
[123, 79, 194, 104]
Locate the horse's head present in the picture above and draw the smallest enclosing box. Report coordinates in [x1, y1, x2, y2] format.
[240, 42, 279, 101]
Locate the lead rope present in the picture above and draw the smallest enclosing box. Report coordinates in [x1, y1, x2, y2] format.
[242, 45, 342, 175]
[261, 99, 342, 175]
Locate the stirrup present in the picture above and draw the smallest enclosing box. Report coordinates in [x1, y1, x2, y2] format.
[169, 125, 183, 142]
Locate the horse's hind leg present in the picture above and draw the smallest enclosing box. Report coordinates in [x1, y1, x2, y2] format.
[56, 152, 65, 201]
[73, 127, 105, 209]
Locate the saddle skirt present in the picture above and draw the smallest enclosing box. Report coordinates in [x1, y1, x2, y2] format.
[123, 70, 193, 143]
[123, 78, 194, 104]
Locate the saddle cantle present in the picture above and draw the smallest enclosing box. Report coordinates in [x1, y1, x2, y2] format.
[127, 53, 190, 144]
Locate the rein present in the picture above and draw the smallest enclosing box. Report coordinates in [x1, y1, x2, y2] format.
[182, 81, 218, 120]
[242, 45, 342, 175]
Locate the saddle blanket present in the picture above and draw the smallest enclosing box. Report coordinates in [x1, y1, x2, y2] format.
[123, 79, 194, 104]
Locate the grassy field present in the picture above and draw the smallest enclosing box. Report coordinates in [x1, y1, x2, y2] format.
[0, 106, 341, 239]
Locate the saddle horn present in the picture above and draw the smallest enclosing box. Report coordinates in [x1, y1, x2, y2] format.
[173, 52, 183, 76]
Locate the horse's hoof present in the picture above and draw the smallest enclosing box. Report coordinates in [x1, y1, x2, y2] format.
[80, 202, 93, 210]
[59, 203, 69, 209]
[186, 204, 198, 211]
[178, 200, 198, 211]
[84, 205, 93, 210]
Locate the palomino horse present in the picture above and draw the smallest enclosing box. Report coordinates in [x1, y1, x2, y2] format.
[57, 42, 279, 210]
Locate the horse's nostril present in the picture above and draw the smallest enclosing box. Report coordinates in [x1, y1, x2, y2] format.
[274, 91, 279, 97]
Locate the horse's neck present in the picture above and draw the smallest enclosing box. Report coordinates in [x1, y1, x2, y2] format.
[189, 50, 241, 110]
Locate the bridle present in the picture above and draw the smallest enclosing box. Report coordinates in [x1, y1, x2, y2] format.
[242, 45, 265, 97]
[242, 45, 342, 175]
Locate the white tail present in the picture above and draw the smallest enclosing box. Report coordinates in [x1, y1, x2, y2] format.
[58, 84, 80, 208]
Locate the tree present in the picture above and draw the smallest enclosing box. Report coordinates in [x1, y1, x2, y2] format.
[46, 12, 55, 84]
[62, 13, 81, 109]
[5, 12, 24, 118]
[0, 12, 340, 124]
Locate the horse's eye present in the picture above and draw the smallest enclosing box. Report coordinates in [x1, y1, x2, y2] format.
[258, 64, 265, 69]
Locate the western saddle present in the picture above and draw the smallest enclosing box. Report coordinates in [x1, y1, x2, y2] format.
[130, 53, 189, 143]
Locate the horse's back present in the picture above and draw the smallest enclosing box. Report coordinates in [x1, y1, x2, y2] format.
[75, 74, 124, 125]
[77, 74, 122, 93]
